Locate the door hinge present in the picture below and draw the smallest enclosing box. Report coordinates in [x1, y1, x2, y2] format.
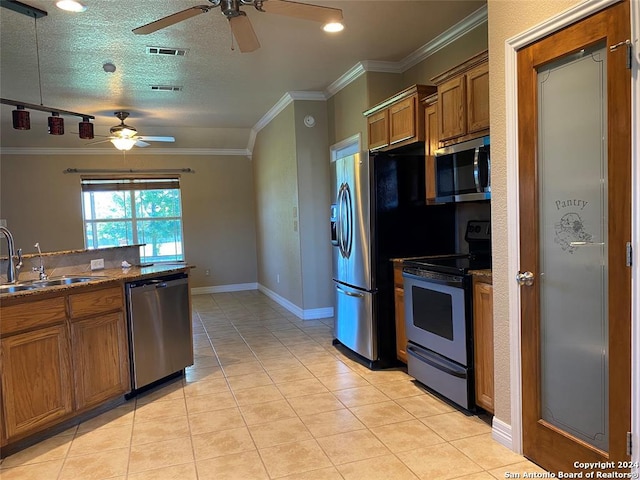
[627, 431, 633, 456]
[626, 242, 633, 267]
[609, 40, 632, 69]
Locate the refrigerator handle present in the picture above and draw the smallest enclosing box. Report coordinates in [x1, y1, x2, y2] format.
[340, 182, 353, 258]
[336, 284, 365, 298]
[336, 185, 345, 256]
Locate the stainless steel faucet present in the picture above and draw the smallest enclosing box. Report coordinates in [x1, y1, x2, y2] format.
[0, 226, 22, 284]
[33, 242, 48, 280]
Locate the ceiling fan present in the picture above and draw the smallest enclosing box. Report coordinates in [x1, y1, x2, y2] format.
[87, 112, 176, 151]
[132, 0, 344, 53]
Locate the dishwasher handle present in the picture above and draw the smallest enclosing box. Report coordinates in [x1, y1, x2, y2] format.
[126, 272, 188, 290]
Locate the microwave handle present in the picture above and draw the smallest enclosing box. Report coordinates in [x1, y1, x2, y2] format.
[473, 147, 482, 193]
[473, 147, 490, 193]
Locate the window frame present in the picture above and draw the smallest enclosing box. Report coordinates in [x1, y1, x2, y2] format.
[81, 175, 185, 263]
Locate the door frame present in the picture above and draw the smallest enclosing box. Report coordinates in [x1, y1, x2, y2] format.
[503, 0, 640, 467]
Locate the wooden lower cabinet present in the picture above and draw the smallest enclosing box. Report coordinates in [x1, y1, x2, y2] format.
[71, 312, 130, 410]
[1, 324, 73, 440]
[473, 276, 494, 413]
[0, 283, 129, 446]
[393, 261, 408, 363]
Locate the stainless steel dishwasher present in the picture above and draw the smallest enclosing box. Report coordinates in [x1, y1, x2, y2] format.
[125, 272, 193, 391]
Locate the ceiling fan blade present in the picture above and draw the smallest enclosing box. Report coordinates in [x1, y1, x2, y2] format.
[136, 136, 175, 142]
[84, 138, 112, 146]
[229, 15, 260, 53]
[135, 140, 151, 148]
[133, 5, 214, 34]
[261, 0, 342, 24]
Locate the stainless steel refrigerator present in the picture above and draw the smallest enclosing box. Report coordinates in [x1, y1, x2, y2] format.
[331, 150, 455, 368]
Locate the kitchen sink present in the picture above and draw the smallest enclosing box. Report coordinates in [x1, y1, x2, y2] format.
[0, 276, 107, 294]
[0, 284, 41, 293]
[28, 276, 106, 287]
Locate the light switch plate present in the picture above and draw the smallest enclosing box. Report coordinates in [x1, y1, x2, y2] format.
[90, 258, 105, 270]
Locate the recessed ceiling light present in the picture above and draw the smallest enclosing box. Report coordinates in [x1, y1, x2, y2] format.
[56, 1, 87, 13]
[323, 22, 344, 33]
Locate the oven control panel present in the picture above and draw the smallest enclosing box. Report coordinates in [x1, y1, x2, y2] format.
[465, 220, 491, 242]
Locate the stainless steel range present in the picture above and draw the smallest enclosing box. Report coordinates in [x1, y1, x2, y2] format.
[402, 220, 491, 410]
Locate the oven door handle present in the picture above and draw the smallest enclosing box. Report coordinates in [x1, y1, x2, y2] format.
[407, 345, 467, 379]
[402, 270, 464, 287]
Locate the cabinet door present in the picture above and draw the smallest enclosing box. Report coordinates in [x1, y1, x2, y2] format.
[367, 110, 389, 151]
[394, 286, 407, 364]
[389, 97, 416, 145]
[425, 102, 439, 202]
[466, 62, 490, 134]
[438, 75, 466, 141]
[1, 325, 73, 440]
[71, 312, 130, 410]
[473, 280, 494, 413]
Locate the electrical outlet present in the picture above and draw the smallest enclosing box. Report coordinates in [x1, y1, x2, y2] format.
[90, 258, 105, 270]
[205, 269, 210, 276]
[277, 274, 280, 284]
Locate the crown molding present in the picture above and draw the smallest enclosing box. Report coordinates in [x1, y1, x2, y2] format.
[325, 62, 367, 97]
[248, 5, 489, 154]
[400, 5, 488, 71]
[0, 147, 251, 156]
[251, 90, 327, 138]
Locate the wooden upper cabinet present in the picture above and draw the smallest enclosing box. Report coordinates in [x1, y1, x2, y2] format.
[367, 110, 389, 151]
[364, 85, 436, 152]
[466, 62, 490, 134]
[389, 97, 416, 145]
[432, 50, 489, 147]
[437, 75, 467, 141]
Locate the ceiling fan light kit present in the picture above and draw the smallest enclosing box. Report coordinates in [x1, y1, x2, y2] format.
[84, 112, 175, 150]
[110, 137, 137, 151]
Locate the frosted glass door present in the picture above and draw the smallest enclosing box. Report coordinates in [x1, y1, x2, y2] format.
[537, 43, 608, 451]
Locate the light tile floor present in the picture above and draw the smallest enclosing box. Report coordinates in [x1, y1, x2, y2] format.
[0, 290, 547, 480]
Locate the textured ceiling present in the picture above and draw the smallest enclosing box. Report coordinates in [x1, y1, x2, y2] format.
[0, 0, 485, 150]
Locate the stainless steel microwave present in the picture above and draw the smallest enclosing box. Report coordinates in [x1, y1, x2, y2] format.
[434, 136, 490, 203]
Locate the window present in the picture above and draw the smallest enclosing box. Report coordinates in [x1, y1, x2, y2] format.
[81, 176, 184, 263]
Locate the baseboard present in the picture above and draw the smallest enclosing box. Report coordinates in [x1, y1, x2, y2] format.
[492, 416, 513, 450]
[258, 284, 334, 320]
[191, 282, 258, 295]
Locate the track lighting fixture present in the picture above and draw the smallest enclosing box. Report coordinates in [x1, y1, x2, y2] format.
[1, 4, 94, 139]
[78, 116, 94, 139]
[12, 106, 30, 130]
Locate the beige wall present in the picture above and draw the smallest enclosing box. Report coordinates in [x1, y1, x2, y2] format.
[0, 153, 258, 288]
[293, 101, 332, 310]
[487, 0, 582, 424]
[252, 100, 333, 313]
[252, 104, 302, 306]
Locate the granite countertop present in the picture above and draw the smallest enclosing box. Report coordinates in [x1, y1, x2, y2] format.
[470, 269, 492, 278]
[0, 263, 193, 300]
